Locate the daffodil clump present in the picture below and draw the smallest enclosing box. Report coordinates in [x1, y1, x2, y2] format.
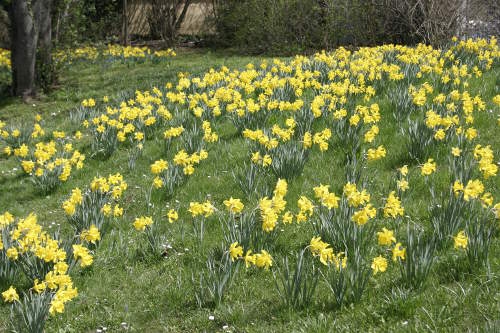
[163, 125, 185, 151]
[223, 197, 245, 215]
[344, 182, 377, 226]
[400, 37, 497, 160]
[243, 118, 310, 180]
[0, 212, 86, 332]
[309, 236, 346, 268]
[220, 196, 263, 249]
[53, 45, 175, 66]
[16, 132, 85, 193]
[81, 88, 175, 157]
[133, 216, 154, 231]
[473, 144, 498, 179]
[396, 165, 410, 193]
[309, 181, 380, 274]
[151, 149, 209, 197]
[188, 200, 215, 244]
[0, 48, 10, 69]
[228, 241, 273, 270]
[104, 45, 176, 61]
[0, 114, 45, 154]
[309, 181, 409, 283]
[1, 212, 70, 279]
[258, 179, 292, 232]
[131, 209, 179, 256]
[63, 173, 127, 240]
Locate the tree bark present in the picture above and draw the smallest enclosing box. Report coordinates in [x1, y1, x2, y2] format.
[55, 0, 74, 45]
[35, 0, 53, 90]
[174, 0, 192, 31]
[10, 0, 53, 98]
[122, 0, 129, 46]
[148, 0, 192, 46]
[10, 0, 38, 98]
[456, 0, 467, 37]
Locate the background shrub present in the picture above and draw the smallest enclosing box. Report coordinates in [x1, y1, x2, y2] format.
[210, 0, 498, 54]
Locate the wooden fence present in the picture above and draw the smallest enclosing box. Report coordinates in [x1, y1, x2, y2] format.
[127, 0, 214, 36]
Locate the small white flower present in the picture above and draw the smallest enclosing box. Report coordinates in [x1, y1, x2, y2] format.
[209, 315, 215, 321]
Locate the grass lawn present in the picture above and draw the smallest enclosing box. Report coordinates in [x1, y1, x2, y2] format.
[0, 42, 499, 332]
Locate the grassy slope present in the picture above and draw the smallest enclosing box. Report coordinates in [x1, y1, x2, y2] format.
[0, 49, 499, 333]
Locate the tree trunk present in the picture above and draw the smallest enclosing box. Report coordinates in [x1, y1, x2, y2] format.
[55, 0, 74, 45]
[456, 0, 467, 38]
[10, 0, 38, 98]
[10, 0, 53, 98]
[174, 0, 192, 31]
[148, 0, 192, 47]
[35, 0, 53, 90]
[122, 0, 129, 46]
